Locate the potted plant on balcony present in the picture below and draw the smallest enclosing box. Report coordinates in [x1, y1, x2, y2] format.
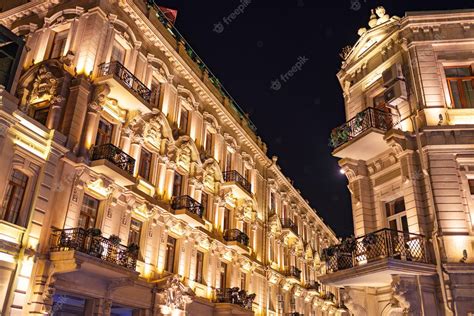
[362, 232, 377, 260]
[109, 234, 122, 245]
[87, 228, 102, 237]
[128, 243, 140, 254]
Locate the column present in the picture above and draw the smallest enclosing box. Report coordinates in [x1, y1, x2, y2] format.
[130, 141, 142, 176]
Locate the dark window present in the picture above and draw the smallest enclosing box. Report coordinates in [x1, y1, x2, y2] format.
[201, 192, 209, 220]
[33, 105, 50, 126]
[138, 148, 152, 181]
[469, 179, 474, 195]
[219, 262, 227, 289]
[223, 208, 230, 231]
[165, 236, 177, 273]
[172, 172, 183, 197]
[242, 221, 248, 235]
[179, 108, 188, 134]
[244, 167, 251, 182]
[150, 80, 162, 107]
[204, 130, 213, 156]
[78, 194, 99, 230]
[270, 192, 276, 215]
[1, 170, 28, 226]
[195, 251, 204, 284]
[445, 67, 474, 108]
[95, 119, 113, 146]
[50, 31, 67, 59]
[129, 218, 142, 246]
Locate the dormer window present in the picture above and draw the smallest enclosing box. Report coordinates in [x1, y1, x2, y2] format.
[445, 66, 474, 108]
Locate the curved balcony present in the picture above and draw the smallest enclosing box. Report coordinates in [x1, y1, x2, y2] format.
[221, 170, 252, 200]
[50, 228, 139, 276]
[224, 229, 250, 254]
[90, 143, 136, 186]
[319, 229, 435, 287]
[171, 195, 205, 228]
[96, 61, 152, 113]
[329, 107, 394, 160]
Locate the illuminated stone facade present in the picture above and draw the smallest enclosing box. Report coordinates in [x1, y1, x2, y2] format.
[0, 0, 343, 315]
[322, 7, 474, 316]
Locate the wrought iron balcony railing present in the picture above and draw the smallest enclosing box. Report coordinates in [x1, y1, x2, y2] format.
[329, 107, 394, 149]
[215, 287, 256, 310]
[281, 218, 298, 236]
[50, 228, 138, 270]
[97, 61, 152, 103]
[222, 170, 251, 193]
[223, 229, 250, 247]
[90, 143, 135, 176]
[171, 195, 204, 218]
[285, 266, 302, 279]
[322, 228, 430, 272]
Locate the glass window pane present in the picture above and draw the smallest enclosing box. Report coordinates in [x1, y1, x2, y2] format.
[401, 216, 409, 233]
[394, 198, 405, 214]
[462, 79, 474, 108]
[449, 80, 463, 108]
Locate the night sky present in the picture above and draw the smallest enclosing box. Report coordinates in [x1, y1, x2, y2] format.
[155, 0, 473, 237]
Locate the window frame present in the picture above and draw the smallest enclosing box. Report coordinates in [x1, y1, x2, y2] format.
[78, 194, 100, 230]
[165, 235, 177, 273]
[445, 66, 474, 109]
[95, 118, 114, 146]
[138, 148, 153, 181]
[195, 250, 204, 284]
[1, 169, 29, 226]
[128, 217, 143, 246]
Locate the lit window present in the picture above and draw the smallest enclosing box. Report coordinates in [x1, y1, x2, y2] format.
[445, 67, 474, 108]
[138, 148, 152, 181]
[1, 170, 29, 226]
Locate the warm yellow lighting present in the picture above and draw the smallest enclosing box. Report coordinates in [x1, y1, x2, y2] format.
[137, 179, 156, 197]
[87, 178, 112, 197]
[0, 252, 15, 263]
[133, 203, 155, 219]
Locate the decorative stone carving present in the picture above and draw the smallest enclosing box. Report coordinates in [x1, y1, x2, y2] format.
[158, 275, 195, 312]
[340, 288, 367, 316]
[29, 64, 58, 103]
[391, 275, 421, 315]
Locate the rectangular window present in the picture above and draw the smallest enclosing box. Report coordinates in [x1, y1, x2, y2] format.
[138, 148, 152, 181]
[223, 208, 230, 231]
[219, 262, 227, 289]
[201, 191, 209, 220]
[244, 167, 251, 182]
[150, 80, 162, 107]
[385, 197, 408, 233]
[204, 130, 213, 156]
[78, 194, 99, 230]
[445, 67, 474, 108]
[50, 31, 68, 59]
[33, 106, 50, 126]
[1, 170, 28, 226]
[179, 108, 188, 134]
[225, 151, 232, 171]
[111, 42, 126, 64]
[469, 179, 474, 195]
[165, 236, 177, 273]
[195, 251, 204, 284]
[270, 192, 276, 215]
[172, 172, 183, 197]
[95, 118, 113, 146]
[128, 218, 142, 246]
[240, 272, 246, 290]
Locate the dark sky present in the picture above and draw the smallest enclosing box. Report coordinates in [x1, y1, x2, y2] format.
[155, 0, 472, 237]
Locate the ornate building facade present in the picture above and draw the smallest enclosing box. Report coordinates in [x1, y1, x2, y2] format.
[0, 0, 343, 315]
[321, 7, 474, 316]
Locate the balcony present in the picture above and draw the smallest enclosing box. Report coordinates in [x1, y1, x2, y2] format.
[221, 170, 252, 200]
[304, 281, 321, 293]
[330, 107, 394, 160]
[49, 228, 139, 277]
[215, 287, 256, 311]
[319, 229, 436, 287]
[96, 61, 152, 113]
[285, 266, 301, 283]
[281, 218, 299, 239]
[224, 229, 250, 254]
[90, 143, 136, 186]
[171, 195, 205, 228]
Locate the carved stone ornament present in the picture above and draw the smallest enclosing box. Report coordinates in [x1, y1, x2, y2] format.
[157, 275, 195, 312]
[29, 64, 58, 104]
[391, 275, 421, 315]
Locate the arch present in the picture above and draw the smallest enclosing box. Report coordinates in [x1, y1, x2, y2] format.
[111, 18, 139, 46]
[148, 56, 172, 82]
[224, 133, 239, 152]
[241, 152, 255, 168]
[177, 85, 198, 109]
[203, 111, 220, 133]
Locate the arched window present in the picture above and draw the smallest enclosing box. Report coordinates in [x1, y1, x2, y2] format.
[1, 170, 29, 226]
